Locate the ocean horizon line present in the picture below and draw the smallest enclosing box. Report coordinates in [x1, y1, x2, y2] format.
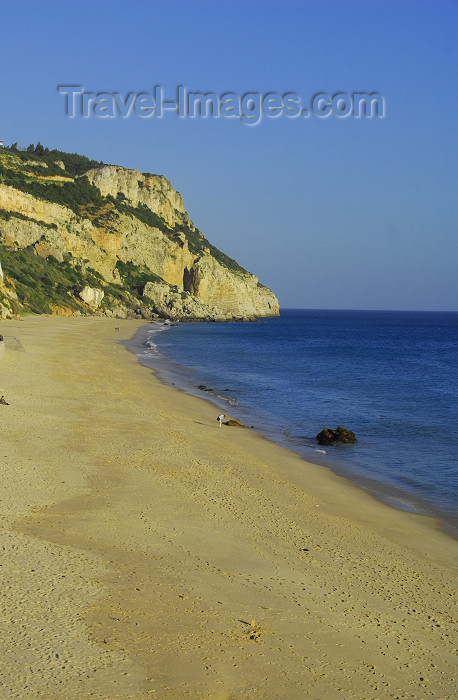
[279, 306, 458, 314]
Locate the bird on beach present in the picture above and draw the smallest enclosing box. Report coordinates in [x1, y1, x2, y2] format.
[217, 414, 226, 428]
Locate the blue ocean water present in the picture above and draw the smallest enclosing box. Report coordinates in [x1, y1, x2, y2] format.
[137, 310, 458, 533]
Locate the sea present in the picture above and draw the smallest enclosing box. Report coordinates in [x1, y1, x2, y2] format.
[127, 309, 458, 537]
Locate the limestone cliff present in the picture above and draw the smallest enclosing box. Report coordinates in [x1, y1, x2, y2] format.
[86, 166, 187, 227]
[0, 147, 279, 321]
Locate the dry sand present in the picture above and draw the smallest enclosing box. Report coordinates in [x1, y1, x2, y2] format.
[0, 316, 456, 699]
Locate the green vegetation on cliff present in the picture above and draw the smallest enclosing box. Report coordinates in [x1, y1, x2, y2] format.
[0, 242, 177, 316]
[115, 260, 164, 294]
[0, 208, 58, 231]
[0, 244, 90, 314]
[0, 143, 247, 275]
[2, 142, 103, 176]
[0, 173, 106, 216]
[0, 243, 139, 315]
[0, 142, 279, 320]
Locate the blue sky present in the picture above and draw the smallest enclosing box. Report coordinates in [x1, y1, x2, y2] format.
[1, 0, 457, 310]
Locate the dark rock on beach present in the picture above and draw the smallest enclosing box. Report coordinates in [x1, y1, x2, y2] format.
[197, 385, 213, 392]
[316, 426, 357, 446]
[225, 418, 254, 429]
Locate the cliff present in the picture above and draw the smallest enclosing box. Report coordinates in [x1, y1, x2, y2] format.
[0, 146, 279, 321]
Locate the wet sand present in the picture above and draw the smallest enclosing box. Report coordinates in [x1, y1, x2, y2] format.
[0, 316, 456, 699]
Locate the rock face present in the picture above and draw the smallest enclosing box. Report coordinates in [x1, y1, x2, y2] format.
[0, 161, 279, 320]
[34, 242, 64, 262]
[78, 286, 104, 308]
[85, 166, 187, 227]
[181, 255, 278, 319]
[0, 187, 120, 280]
[142, 281, 228, 321]
[316, 426, 358, 446]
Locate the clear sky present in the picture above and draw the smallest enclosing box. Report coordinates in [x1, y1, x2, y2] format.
[1, 0, 456, 311]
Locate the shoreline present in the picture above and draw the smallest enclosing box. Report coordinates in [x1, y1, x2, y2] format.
[1, 316, 456, 699]
[128, 321, 458, 540]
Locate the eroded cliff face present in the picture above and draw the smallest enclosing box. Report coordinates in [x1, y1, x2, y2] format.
[85, 166, 187, 227]
[0, 186, 122, 280]
[0, 160, 279, 320]
[183, 255, 278, 318]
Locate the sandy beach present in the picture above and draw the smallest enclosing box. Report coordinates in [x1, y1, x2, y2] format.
[0, 316, 456, 699]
